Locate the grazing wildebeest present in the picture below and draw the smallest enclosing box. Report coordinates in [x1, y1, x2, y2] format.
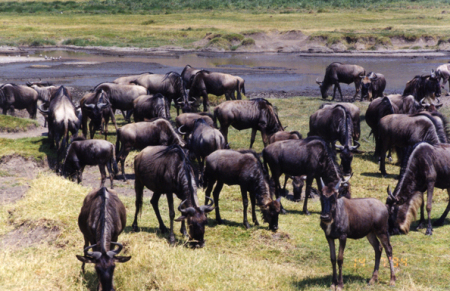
[263, 137, 347, 215]
[319, 102, 361, 142]
[214, 98, 283, 148]
[268, 130, 302, 144]
[315, 62, 365, 101]
[37, 86, 80, 172]
[360, 72, 386, 101]
[0, 83, 38, 118]
[181, 65, 200, 89]
[189, 70, 246, 112]
[376, 112, 448, 176]
[76, 187, 131, 291]
[403, 70, 441, 102]
[80, 90, 118, 140]
[319, 179, 396, 290]
[63, 137, 118, 189]
[115, 118, 185, 180]
[93, 82, 147, 122]
[203, 149, 281, 230]
[436, 63, 450, 93]
[175, 112, 216, 139]
[132, 93, 168, 122]
[308, 105, 360, 176]
[29, 83, 59, 103]
[386, 142, 450, 236]
[132, 145, 215, 247]
[188, 119, 226, 184]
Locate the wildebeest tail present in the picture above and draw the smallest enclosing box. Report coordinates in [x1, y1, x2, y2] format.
[236, 80, 242, 100]
[111, 144, 119, 175]
[291, 131, 302, 139]
[241, 82, 246, 96]
[213, 107, 219, 128]
[115, 128, 122, 157]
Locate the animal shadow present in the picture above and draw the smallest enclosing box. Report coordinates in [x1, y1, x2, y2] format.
[79, 270, 98, 291]
[360, 172, 398, 179]
[292, 274, 366, 290]
[115, 173, 135, 180]
[207, 218, 245, 228]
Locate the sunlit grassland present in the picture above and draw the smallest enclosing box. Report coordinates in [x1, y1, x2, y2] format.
[0, 115, 38, 132]
[1, 97, 450, 290]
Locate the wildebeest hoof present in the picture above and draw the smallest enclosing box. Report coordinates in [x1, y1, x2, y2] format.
[415, 222, 424, 230]
[281, 208, 287, 215]
[132, 225, 140, 232]
[425, 228, 433, 235]
[254, 220, 260, 226]
[330, 283, 336, 290]
[368, 277, 378, 285]
[244, 222, 251, 229]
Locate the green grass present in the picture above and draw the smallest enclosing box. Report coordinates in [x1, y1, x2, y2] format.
[0, 115, 38, 132]
[1, 97, 450, 290]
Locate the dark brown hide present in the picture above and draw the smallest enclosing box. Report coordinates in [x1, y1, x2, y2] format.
[319, 102, 361, 142]
[0, 83, 38, 118]
[181, 65, 200, 89]
[360, 72, 386, 101]
[175, 112, 215, 139]
[80, 91, 118, 140]
[403, 72, 441, 102]
[132, 93, 168, 122]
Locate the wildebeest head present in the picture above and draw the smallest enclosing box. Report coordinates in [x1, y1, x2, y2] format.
[163, 72, 193, 113]
[360, 72, 376, 100]
[420, 98, 443, 112]
[316, 78, 330, 99]
[175, 197, 215, 248]
[76, 242, 131, 291]
[385, 186, 402, 235]
[260, 195, 282, 231]
[84, 90, 110, 130]
[335, 141, 360, 176]
[319, 178, 340, 223]
[425, 70, 441, 99]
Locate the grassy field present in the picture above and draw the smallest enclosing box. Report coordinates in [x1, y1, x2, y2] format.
[1, 97, 450, 290]
[0, 115, 38, 132]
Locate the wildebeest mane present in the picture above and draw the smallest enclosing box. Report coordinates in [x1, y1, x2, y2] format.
[302, 136, 339, 170]
[334, 105, 353, 145]
[410, 112, 447, 143]
[398, 142, 431, 181]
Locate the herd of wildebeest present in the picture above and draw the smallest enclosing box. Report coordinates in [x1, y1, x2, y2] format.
[2, 61, 450, 290]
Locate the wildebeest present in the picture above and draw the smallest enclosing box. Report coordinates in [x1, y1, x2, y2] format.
[188, 119, 226, 184]
[292, 175, 307, 201]
[376, 112, 448, 176]
[268, 130, 302, 144]
[175, 112, 216, 139]
[436, 63, 450, 92]
[132, 145, 215, 247]
[76, 187, 131, 291]
[80, 90, 118, 139]
[403, 70, 441, 102]
[360, 72, 386, 101]
[203, 149, 281, 230]
[263, 137, 347, 215]
[386, 142, 450, 236]
[132, 93, 168, 122]
[308, 105, 360, 176]
[181, 65, 200, 89]
[189, 70, 246, 112]
[214, 99, 283, 148]
[37, 86, 80, 172]
[319, 179, 396, 290]
[93, 82, 147, 122]
[63, 137, 118, 189]
[0, 83, 38, 118]
[319, 102, 360, 142]
[315, 62, 365, 101]
[29, 83, 59, 103]
[115, 118, 185, 180]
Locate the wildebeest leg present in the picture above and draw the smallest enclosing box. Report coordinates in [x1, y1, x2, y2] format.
[150, 192, 169, 233]
[327, 238, 338, 290]
[108, 108, 118, 132]
[249, 128, 257, 149]
[106, 161, 114, 189]
[303, 178, 313, 215]
[366, 232, 381, 284]
[425, 183, 434, 235]
[198, 156, 205, 187]
[377, 232, 396, 286]
[283, 175, 289, 197]
[336, 83, 344, 102]
[332, 84, 337, 101]
[77, 166, 85, 185]
[434, 188, 450, 226]
[212, 182, 224, 224]
[379, 144, 388, 177]
[166, 192, 176, 244]
[81, 235, 90, 274]
[99, 164, 107, 188]
[416, 198, 425, 230]
[249, 191, 259, 226]
[202, 92, 209, 112]
[118, 146, 131, 181]
[180, 220, 187, 237]
[337, 237, 346, 290]
[132, 178, 144, 232]
[220, 125, 229, 145]
[240, 186, 251, 229]
[353, 78, 362, 102]
[125, 110, 133, 123]
[89, 121, 95, 139]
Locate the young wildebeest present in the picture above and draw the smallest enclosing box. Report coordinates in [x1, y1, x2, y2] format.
[76, 187, 131, 291]
[319, 179, 396, 290]
[132, 93, 168, 122]
[315, 62, 365, 101]
[376, 112, 448, 176]
[115, 118, 185, 180]
[403, 70, 441, 103]
[175, 112, 216, 140]
[386, 142, 450, 236]
[214, 98, 283, 148]
[263, 137, 347, 215]
[309, 105, 360, 176]
[360, 72, 386, 101]
[63, 138, 118, 189]
[203, 149, 281, 230]
[319, 102, 360, 143]
[188, 119, 226, 184]
[0, 83, 38, 118]
[133, 145, 215, 247]
[189, 70, 246, 112]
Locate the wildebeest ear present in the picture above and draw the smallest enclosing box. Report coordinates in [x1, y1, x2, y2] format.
[114, 256, 132, 263]
[76, 255, 96, 264]
[175, 215, 187, 222]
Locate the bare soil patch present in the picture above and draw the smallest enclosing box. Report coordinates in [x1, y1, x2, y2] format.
[0, 224, 60, 248]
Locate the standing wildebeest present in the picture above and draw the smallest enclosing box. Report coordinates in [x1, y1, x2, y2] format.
[319, 179, 396, 290]
[132, 93, 167, 122]
[189, 70, 246, 112]
[376, 112, 448, 176]
[80, 90, 118, 139]
[63, 138, 118, 189]
[76, 187, 131, 291]
[175, 112, 216, 139]
[360, 72, 386, 101]
[386, 142, 450, 236]
[214, 98, 283, 148]
[263, 137, 347, 215]
[37, 86, 80, 172]
[203, 149, 281, 230]
[132, 145, 215, 247]
[316, 62, 365, 101]
[188, 119, 226, 184]
[93, 82, 147, 122]
[0, 83, 38, 118]
[308, 105, 360, 176]
[319, 102, 361, 142]
[403, 70, 441, 102]
[115, 118, 185, 180]
[436, 63, 450, 93]
[181, 65, 200, 89]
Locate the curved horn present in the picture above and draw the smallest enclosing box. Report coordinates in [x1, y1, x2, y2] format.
[275, 196, 282, 203]
[386, 186, 398, 202]
[84, 244, 102, 260]
[83, 103, 96, 109]
[335, 144, 344, 151]
[177, 124, 186, 135]
[199, 196, 215, 213]
[335, 179, 342, 190]
[315, 77, 323, 85]
[350, 141, 360, 151]
[342, 173, 353, 184]
[178, 199, 196, 216]
[37, 104, 49, 114]
[301, 175, 307, 181]
[106, 242, 123, 258]
[320, 177, 325, 189]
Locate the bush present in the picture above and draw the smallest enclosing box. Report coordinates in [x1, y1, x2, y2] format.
[241, 38, 255, 46]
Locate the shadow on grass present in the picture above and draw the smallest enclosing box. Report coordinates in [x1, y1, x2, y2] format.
[360, 172, 398, 179]
[291, 274, 367, 290]
[80, 270, 98, 291]
[207, 218, 245, 228]
[115, 173, 135, 181]
[284, 209, 320, 215]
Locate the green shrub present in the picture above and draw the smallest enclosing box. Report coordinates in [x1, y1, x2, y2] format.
[241, 38, 255, 46]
